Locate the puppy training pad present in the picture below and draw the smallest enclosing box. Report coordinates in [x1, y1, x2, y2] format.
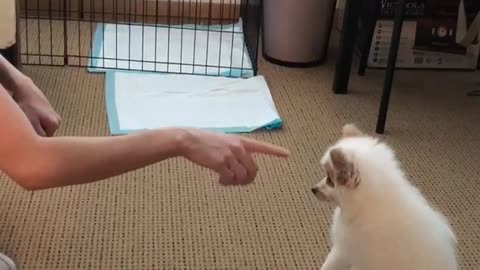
[105, 71, 282, 135]
[88, 19, 254, 78]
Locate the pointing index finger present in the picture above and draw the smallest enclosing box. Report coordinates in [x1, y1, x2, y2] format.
[240, 137, 290, 157]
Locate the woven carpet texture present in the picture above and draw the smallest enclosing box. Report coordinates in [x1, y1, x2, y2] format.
[0, 19, 479, 270]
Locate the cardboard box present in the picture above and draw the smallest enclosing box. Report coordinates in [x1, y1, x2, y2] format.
[379, 0, 425, 19]
[335, 0, 425, 31]
[367, 0, 480, 69]
[367, 20, 479, 69]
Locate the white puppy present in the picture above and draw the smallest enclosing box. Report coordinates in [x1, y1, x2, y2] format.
[312, 124, 458, 270]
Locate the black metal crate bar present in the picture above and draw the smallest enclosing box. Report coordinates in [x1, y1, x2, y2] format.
[19, 0, 261, 78]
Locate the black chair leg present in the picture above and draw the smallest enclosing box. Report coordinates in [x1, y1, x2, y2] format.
[375, 0, 406, 134]
[358, 1, 381, 76]
[332, 0, 361, 94]
[358, 41, 371, 76]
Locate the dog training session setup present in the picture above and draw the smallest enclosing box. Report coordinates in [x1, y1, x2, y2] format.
[1, 0, 479, 269]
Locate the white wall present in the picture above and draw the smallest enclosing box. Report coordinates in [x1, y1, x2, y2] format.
[0, 0, 16, 49]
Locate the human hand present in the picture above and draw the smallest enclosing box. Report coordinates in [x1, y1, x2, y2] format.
[13, 78, 61, 137]
[179, 128, 290, 186]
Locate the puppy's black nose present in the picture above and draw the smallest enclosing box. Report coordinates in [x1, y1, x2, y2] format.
[311, 187, 319, 194]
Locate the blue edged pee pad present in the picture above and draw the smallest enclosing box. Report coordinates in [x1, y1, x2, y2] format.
[105, 71, 283, 135]
[89, 19, 254, 78]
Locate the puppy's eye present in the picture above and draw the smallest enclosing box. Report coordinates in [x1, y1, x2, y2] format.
[326, 177, 334, 187]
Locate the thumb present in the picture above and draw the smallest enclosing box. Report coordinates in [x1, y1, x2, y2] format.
[240, 137, 290, 157]
[41, 115, 60, 137]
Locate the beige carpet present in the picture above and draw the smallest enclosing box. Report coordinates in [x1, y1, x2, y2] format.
[1, 20, 480, 270]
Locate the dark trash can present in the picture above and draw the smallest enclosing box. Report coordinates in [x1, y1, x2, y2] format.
[262, 0, 337, 67]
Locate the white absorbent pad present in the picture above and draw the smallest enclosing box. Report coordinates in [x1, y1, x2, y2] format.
[89, 19, 254, 78]
[105, 71, 283, 135]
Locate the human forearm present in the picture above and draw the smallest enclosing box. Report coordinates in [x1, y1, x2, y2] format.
[1, 77, 290, 191]
[12, 128, 187, 190]
[0, 53, 29, 94]
[0, 54, 61, 137]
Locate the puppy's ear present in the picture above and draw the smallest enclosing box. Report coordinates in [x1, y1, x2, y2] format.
[330, 148, 358, 187]
[330, 147, 349, 170]
[342, 124, 363, 138]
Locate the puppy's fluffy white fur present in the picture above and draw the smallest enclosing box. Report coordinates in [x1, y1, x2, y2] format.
[312, 124, 458, 270]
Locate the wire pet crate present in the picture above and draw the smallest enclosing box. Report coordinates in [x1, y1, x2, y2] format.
[18, 0, 261, 78]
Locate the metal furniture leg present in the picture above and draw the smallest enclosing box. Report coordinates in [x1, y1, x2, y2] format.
[332, 0, 361, 94]
[375, 0, 406, 134]
[358, 0, 381, 76]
